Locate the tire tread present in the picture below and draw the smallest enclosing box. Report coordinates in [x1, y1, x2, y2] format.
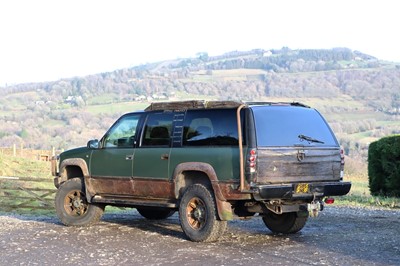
[179, 184, 226, 242]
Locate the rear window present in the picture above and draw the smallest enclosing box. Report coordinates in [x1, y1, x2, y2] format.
[252, 106, 338, 147]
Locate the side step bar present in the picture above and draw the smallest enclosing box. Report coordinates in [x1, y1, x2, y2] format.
[91, 195, 177, 208]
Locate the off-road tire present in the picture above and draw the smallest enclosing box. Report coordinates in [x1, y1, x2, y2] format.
[55, 178, 104, 226]
[179, 184, 227, 242]
[262, 211, 308, 234]
[137, 207, 175, 220]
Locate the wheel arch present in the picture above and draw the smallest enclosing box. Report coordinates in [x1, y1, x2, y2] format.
[58, 158, 89, 184]
[57, 158, 94, 203]
[173, 162, 233, 221]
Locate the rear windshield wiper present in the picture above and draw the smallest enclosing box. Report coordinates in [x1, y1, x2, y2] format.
[298, 134, 324, 144]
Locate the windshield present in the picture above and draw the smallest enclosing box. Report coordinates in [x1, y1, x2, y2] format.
[252, 106, 338, 147]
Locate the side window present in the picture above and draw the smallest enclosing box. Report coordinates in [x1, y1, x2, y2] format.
[103, 114, 141, 148]
[183, 109, 241, 146]
[141, 112, 174, 147]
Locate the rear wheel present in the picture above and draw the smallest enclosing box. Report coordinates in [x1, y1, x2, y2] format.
[55, 178, 104, 226]
[137, 207, 175, 220]
[262, 212, 308, 234]
[179, 184, 227, 242]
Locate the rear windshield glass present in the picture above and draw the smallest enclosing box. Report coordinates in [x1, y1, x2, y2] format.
[252, 106, 338, 147]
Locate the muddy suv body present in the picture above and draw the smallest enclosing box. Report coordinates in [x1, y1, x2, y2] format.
[52, 100, 351, 242]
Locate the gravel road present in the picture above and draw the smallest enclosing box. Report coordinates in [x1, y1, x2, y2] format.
[0, 206, 399, 266]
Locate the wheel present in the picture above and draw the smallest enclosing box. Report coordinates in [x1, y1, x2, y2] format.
[137, 207, 175, 220]
[262, 211, 308, 234]
[179, 184, 227, 242]
[55, 178, 104, 226]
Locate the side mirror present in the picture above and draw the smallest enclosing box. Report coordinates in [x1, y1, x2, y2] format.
[87, 139, 99, 149]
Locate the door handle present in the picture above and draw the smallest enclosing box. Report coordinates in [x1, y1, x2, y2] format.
[161, 154, 169, 160]
[126, 155, 134, 160]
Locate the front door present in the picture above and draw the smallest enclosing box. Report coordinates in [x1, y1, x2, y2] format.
[89, 113, 142, 195]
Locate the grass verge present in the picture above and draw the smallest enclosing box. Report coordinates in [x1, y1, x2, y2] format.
[336, 172, 400, 209]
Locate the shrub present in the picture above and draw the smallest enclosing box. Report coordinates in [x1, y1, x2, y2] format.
[368, 135, 400, 197]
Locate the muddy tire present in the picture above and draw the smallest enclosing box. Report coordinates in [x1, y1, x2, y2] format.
[55, 178, 104, 226]
[262, 212, 308, 234]
[179, 184, 227, 242]
[137, 207, 175, 220]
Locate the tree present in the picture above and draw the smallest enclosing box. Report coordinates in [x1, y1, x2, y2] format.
[197, 52, 209, 62]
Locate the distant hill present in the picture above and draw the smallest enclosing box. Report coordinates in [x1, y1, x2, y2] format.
[0, 47, 399, 162]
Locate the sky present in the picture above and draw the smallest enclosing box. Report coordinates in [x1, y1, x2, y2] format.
[0, 0, 398, 86]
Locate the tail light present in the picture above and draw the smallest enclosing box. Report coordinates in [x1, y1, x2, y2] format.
[248, 148, 257, 173]
[340, 148, 345, 181]
[340, 148, 345, 165]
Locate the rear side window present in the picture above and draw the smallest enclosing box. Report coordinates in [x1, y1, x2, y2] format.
[183, 109, 242, 146]
[252, 106, 338, 147]
[141, 112, 174, 147]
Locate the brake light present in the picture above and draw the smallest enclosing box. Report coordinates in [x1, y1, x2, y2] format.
[340, 148, 345, 181]
[340, 148, 345, 165]
[248, 149, 257, 172]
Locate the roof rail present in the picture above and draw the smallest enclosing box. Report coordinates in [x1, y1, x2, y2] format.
[244, 101, 310, 108]
[290, 102, 310, 108]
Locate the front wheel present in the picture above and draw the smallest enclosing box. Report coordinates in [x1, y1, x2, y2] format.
[262, 212, 308, 234]
[179, 184, 227, 242]
[55, 178, 104, 226]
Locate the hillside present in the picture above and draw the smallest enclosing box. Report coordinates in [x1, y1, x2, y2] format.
[0, 47, 399, 162]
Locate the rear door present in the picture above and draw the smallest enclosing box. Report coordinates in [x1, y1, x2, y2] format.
[132, 112, 175, 199]
[252, 105, 341, 184]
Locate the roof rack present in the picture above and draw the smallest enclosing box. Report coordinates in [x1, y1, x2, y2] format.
[144, 100, 243, 111]
[144, 100, 310, 111]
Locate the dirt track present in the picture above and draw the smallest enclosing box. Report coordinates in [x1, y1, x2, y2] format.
[0, 206, 399, 266]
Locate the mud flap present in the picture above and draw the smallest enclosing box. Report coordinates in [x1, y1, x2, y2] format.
[215, 199, 233, 221]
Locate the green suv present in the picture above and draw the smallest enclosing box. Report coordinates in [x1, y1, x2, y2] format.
[52, 100, 351, 242]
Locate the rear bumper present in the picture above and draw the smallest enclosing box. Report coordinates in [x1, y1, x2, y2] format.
[253, 181, 351, 201]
